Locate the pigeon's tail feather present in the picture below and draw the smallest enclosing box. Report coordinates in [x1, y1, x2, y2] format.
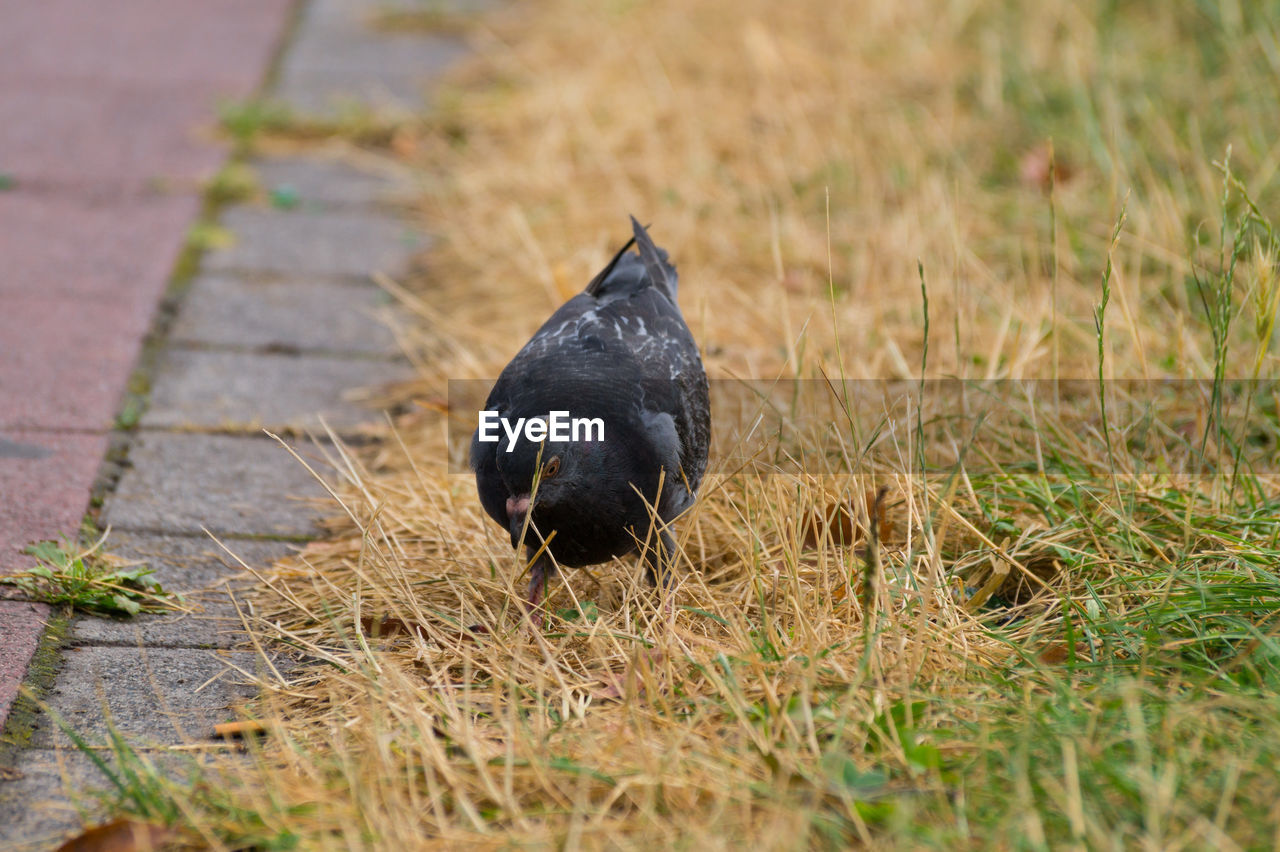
[630, 215, 678, 302]
[585, 235, 638, 297]
[583, 218, 678, 303]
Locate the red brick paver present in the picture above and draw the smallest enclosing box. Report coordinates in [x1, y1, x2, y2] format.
[0, 82, 228, 189]
[0, 0, 293, 729]
[0, 602, 52, 725]
[0, 432, 111, 575]
[0, 295, 161, 431]
[0, 0, 292, 89]
[0, 192, 199, 302]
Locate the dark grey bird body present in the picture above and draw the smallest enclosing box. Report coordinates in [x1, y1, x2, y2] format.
[470, 217, 710, 617]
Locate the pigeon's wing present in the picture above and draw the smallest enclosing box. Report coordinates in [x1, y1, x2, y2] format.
[573, 278, 707, 515]
[637, 407, 697, 516]
[633, 305, 710, 509]
[585, 223, 706, 504]
[670, 354, 711, 494]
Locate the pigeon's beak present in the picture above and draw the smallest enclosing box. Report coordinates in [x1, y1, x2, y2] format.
[506, 493, 531, 547]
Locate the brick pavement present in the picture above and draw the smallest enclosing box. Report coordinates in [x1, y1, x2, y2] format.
[0, 1, 476, 846]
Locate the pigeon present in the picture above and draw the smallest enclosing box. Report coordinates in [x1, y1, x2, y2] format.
[471, 216, 710, 621]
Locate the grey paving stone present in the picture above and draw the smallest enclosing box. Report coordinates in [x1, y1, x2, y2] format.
[102, 433, 332, 538]
[171, 273, 403, 356]
[29, 647, 268, 748]
[286, 14, 464, 76]
[203, 206, 426, 279]
[140, 349, 412, 432]
[70, 600, 241, 651]
[274, 0, 468, 117]
[96, 533, 298, 593]
[272, 66, 444, 118]
[268, 0, 482, 117]
[0, 749, 108, 851]
[69, 535, 296, 650]
[307, 0, 500, 29]
[250, 155, 417, 208]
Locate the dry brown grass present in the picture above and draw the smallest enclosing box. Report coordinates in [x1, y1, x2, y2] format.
[94, 0, 1280, 848]
[400, 1, 1272, 387]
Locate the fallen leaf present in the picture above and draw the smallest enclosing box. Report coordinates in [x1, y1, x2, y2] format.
[801, 501, 856, 549]
[1037, 642, 1091, 665]
[800, 489, 896, 550]
[390, 127, 419, 158]
[1037, 644, 1070, 665]
[56, 819, 175, 852]
[214, 719, 269, 740]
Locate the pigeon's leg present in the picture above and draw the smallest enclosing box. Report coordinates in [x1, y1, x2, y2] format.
[525, 553, 552, 628]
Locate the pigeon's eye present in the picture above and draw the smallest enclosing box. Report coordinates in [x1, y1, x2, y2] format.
[542, 456, 561, 479]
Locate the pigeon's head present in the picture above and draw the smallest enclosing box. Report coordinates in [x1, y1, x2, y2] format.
[495, 428, 644, 562]
[497, 436, 584, 546]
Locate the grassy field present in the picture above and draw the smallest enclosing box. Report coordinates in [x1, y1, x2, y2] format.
[86, 0, 1280, 848]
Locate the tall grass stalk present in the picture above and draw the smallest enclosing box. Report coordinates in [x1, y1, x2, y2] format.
[1094, 197, 1128, 497]
[916, 260, 929, 478]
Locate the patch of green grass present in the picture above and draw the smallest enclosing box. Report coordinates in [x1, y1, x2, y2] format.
[218, 98, 299, 148]
[57, 713, 313, 851]
[184, 221, 235, 253]
[0, 614, 69, 753]
[62, 718, 189, 827]
[218, 96, 414, 150]
[113, 394, 146, 430]
[1, 536, 179, 617]
[922, 668, 1280, 848]
[205, 161, 261, 205]
[371, 6, 476, 36]
[557, 600, 599, 623]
